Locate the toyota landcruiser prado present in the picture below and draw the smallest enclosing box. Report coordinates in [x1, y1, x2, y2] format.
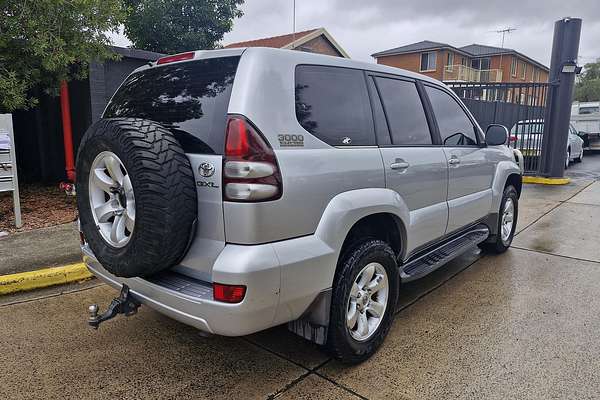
[77, 47, 523, 363]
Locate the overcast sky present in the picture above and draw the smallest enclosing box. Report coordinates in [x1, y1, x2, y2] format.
[112, 0, 600, 67]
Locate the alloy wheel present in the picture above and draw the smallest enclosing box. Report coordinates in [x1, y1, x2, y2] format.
[346, 262, 389, 341]
[501, 198, 515, 242]
[88, 151, 136, 248]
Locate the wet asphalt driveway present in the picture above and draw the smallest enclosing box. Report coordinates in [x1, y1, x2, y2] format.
[2, 156, 600, 399]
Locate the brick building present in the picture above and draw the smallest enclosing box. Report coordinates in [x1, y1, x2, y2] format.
[224, 27, 349, 58]
[372, 40, 549, 83]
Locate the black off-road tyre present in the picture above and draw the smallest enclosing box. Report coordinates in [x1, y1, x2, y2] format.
[479, 185, 518, 254]
[326, 240, 399, 364]
[76, 118, 197, 277]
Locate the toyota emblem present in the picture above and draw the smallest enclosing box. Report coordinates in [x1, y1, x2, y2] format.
[199, 162, 215, 177]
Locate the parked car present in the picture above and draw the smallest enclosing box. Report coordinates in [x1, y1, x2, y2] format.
[511, 119, 584, 169]
[77, 48, 522, 363]
[571, 101, 600, 151]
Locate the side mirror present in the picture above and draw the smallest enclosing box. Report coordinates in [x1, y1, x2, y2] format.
[486, 124, 509, 146]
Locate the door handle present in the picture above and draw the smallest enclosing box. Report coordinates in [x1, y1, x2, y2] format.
[390, 161, 410, 170]
[448, 157, 461, 165]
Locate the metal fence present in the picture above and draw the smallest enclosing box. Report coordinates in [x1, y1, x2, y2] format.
[446, 82, 550, 174]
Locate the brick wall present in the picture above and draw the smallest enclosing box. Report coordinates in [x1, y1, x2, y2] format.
[489, 55, 548, 83]
[376, 51, 548, 83]
[376, 52, 444, 80]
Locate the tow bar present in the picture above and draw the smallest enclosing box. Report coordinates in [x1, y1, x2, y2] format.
[88, 284, 140, 329]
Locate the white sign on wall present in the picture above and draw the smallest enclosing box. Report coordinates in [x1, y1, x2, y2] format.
[0, 114, 22, 228]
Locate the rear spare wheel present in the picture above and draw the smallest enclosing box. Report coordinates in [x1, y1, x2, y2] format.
[76, 118, 197, 277]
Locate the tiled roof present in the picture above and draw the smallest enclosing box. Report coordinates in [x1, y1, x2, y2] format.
[371, 40, 452, 57]
[460, 44, 548, 71]
[224, 29, 319, 49]
[459, 44, 510, 56]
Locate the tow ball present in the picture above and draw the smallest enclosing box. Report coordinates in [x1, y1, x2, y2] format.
[88, 285, 141, 329]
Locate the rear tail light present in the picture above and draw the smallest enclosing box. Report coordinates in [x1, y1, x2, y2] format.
[156, 51, 195, 65]
[213, 283, 246, 303]
[509, 135, 518, 142]
[223, 116, 282, 202]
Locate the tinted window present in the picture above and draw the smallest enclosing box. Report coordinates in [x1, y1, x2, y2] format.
[104, 57, 240, 154]
[426, 86, 478, 146]
[295, 65, 375, 146]
[580, 106, 600, 114]
[375, 77, 432, 145]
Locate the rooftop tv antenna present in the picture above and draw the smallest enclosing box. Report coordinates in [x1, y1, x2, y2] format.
[292, 0, 296, 47]
[496, 27, 517, 72]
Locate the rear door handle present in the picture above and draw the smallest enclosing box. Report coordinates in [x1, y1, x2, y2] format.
[448, 157, 460, 165]
[390, 161, 410, 170]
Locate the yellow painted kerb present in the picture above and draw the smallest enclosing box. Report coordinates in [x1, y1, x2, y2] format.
[0, 262, 93, 295]
[522, 176, 571, 185]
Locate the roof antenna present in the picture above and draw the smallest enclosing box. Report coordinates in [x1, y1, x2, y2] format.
[496, 27, 517, 72]
[292, 0, 296, 48]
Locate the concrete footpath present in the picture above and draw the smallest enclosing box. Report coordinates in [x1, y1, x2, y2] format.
[1, 157, 600, 399]
[0, 222, 81, 275]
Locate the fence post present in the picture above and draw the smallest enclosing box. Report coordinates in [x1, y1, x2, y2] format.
[539, 17, 582, 178]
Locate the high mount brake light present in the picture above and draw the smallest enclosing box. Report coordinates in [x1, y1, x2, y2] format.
[156, 52, 195, 65]
[223, 116, 282, 202]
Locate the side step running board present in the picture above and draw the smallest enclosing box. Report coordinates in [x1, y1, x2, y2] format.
[401, 225, 489, 282]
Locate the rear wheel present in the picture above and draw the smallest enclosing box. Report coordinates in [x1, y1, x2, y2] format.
[326, 239, 399, 364]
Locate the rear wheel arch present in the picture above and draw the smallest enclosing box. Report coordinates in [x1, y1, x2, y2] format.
[338, 213, 405, 265]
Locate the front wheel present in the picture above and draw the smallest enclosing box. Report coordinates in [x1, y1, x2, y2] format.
[575, 149, 584, 163]
[480, 185, 518, 254]
[565, 149, 571, 169]
[326, 240, 399, 364]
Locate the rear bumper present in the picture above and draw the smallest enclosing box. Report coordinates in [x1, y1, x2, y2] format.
[82, 233, 335, 336]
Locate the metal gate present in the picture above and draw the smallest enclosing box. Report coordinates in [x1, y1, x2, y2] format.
[447, 82, 550, 175]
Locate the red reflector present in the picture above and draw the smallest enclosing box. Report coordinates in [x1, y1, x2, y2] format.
[157, 52, 195, 65]
[213, 283, 246, 303]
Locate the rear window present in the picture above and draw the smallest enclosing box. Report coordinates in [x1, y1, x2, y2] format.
[295, 65, 375, 146]
[374, 77, 432, 145]
[579, 106, 599, 115]
[104, 56, 240, 154]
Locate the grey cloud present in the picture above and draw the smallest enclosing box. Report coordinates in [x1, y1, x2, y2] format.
[225, 0, 600, 66]
[329, 0, 600, 26]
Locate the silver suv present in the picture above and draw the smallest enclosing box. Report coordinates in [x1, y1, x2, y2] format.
[76, 47, 522, 363]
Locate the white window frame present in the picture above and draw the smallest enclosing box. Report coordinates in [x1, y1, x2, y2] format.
[420, 52, 437, 72]
[511, 57, 517, 77]
[521, 61, 527, 80]
[446, 52, 454, 71]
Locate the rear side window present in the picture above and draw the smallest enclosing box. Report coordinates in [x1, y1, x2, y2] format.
[425, 86, 478, 146]
[104, 56, 240, 154]
[295, 65, 375, 146]
[374, 77, 432, 145]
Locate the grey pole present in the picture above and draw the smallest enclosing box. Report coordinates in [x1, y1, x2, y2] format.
[539, 17, 582, 178]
